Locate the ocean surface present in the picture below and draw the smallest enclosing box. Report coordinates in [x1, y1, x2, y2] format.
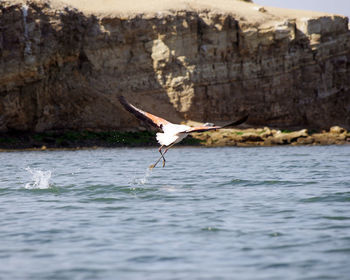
[1, 146, 350, 280]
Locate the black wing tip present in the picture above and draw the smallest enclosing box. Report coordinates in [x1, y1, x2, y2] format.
[224, 114, 249, 127]
[240, 114, 249, 124]
[117, 95, 160, 129]
[118, 95, 134, 110]
[118, 95, 127, 103]
[118, 95, 136, 112]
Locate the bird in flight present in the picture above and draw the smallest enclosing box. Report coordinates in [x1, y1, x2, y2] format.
[118, 96, 248, 169]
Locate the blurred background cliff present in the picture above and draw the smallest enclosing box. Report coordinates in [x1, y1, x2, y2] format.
[1, 0, 349, 135]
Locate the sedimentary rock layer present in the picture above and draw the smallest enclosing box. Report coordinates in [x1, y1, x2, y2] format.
[1, 0, 349, 132]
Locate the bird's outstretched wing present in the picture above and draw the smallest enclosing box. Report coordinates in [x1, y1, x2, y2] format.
[185, 115, 248, 133]
[118, 96, 171, 129]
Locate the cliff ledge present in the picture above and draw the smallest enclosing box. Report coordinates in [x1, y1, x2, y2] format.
[1, 0, 350, 132]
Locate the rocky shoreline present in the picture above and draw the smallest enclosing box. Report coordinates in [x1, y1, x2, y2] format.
[0, 126, 349, 151]
[192, 126, 350, 147]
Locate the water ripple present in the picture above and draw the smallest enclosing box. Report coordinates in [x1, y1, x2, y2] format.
[0, 146, 350, 279]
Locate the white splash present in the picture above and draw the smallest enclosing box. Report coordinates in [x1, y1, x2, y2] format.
[133, 168, 153, 185]
[21, 4, 32, 54]
[25, 167, 52, 189]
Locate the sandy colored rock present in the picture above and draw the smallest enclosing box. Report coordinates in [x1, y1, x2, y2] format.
[191, 127, 349, 146]
[270, 129, 308, 144]
[312, 133, 337, 145]
[0, 0, 350, 132]
[240, 132, 264, 142]
[296, 136, 314, 145]
[329, 126, 346, 134]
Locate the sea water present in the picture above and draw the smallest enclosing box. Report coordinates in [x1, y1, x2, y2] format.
[0, 146, 350, 279]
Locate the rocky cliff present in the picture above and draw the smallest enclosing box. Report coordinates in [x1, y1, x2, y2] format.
[1, 0, 350, 132]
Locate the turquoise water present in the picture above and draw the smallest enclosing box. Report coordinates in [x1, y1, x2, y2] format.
[1, 146, 350, 279]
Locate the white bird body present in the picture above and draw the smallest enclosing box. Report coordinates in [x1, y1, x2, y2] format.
[118, 96, 248, 168]
[156, 123, 190, 146]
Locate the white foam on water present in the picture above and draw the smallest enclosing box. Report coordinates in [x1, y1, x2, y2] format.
[133, 167, 153, 186]
[161, 185, 177, 192]
[21, 4, 32, 54]
[24, 167, 52, 189]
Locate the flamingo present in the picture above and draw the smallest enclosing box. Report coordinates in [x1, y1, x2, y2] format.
[118, 96, 248, 168]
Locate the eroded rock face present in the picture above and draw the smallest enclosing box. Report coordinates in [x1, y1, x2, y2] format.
[1, 0, 350, 132]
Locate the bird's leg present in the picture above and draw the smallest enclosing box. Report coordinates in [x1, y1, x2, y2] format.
[159, 145, 166, 161]
[161, 143, 175, 167]
[149, 144, 175, 169]
[149, 145, 165, 169]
